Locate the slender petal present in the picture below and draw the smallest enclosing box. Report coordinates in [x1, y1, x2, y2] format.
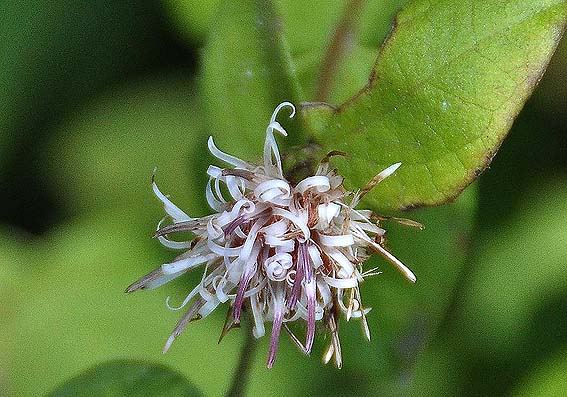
[301, 243, 316, 353]
[162, 298, 205, 353]
[267, 287, 285, 368]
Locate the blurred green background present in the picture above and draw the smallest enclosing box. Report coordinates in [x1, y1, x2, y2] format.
[1, 1, 566, 396]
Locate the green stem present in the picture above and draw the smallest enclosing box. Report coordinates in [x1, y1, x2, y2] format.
[225, 328, 258, 397]
[315, 0, 366, 101]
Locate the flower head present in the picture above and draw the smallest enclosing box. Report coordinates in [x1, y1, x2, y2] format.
[126, 102, 421, 368]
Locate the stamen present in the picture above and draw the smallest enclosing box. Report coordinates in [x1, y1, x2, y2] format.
[154, 220, 201, 237]
[371, 213, 425, 229]
[125, 268, 163, 293]
[327, 313, 342, 368]
[283, 323, 308, 354]
[354, 287, 371, 341]
[219, 306, 240, 344]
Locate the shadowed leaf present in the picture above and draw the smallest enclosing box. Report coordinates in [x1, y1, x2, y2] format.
[49, 360, 203, 397]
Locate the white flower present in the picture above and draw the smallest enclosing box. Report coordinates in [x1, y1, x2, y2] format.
[126, 102, 421, 368]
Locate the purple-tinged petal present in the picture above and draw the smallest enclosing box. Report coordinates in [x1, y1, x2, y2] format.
[233, 263, 256, 323]
[267, 298, 285, 368]
[287, 260, 304, 309]
[224, 215, 246, 238]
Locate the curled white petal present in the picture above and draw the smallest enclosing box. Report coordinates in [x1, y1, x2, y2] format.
[206, 165, 222, 178]
[152, 179, 192, 223]
[295, 176, 330, 194]
[322, 274, 359, 289]
[318, 234, 355, 247]
[214, 176, 227, 204]
[226, 276, 268, 300]
[236, 199, 257, 215]
[250, 293, 265, 338]
[166, 282, 202, 311]
[207, 239, 242, 257]
[225, 175, 244, 200]
[265, 253, 293, 281]
[157, 236, 192, 250]
[198, 297, 221, 318]
[326, 248, 355, 277]
[155, 218, 192, 250]
[254, 179, 291, 204]
[337, 297, 372, 318]
[205, 178, 223, 212]
[208, 136, 252, 169]
[206, 219, 224, 240]
[308, 245, 323, 268]
[212, 275, 231, 303]
[263, 102, 295, 176]
[271, 102, 296, 122]
[316, 277, 332, 306]
[317, 202, 341, 227]
[262, 218, 289, 236]
[272, 208, 310, 241]
[267, 121, 288, 137]
[240, 218, 268, 262]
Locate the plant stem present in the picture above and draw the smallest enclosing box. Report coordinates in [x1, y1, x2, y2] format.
[225, 328, 257, 397]
[315, 0, 366, 102]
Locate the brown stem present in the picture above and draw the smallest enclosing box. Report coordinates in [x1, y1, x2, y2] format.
[225, 327, 257, 397]
[315, 0, 366, 102]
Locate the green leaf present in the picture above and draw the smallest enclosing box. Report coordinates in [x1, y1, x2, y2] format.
[49, 360, 203, 397]
[170, 0, 408, 104]
[302, 0, 567, 210]
[358, 1, 411, 47]
[201, 0, 304, 161]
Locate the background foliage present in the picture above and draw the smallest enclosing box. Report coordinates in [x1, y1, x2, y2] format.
[1, 1, 566, 395]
